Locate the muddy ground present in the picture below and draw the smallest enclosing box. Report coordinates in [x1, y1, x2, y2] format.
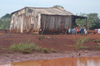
[0, 30, 100, 64]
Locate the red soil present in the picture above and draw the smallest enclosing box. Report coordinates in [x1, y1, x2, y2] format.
[0, 29, 99, 53]
[1, 30, 100, 64]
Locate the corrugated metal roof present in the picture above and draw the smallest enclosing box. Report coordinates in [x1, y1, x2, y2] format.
[11, 6, 73, 15]
[29, 7, 73, 15]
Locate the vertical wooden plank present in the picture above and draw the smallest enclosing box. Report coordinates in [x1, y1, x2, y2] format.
[37, 14, 41, 30]
[21, 15, 23, 33]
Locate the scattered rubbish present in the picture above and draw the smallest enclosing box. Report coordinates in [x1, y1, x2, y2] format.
[98, 29, 100, 33]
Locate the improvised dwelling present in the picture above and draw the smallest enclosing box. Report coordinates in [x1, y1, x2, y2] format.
[10, 6, 87, 34]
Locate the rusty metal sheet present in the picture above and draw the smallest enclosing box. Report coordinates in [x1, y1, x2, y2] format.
[41, 14, 72, 33]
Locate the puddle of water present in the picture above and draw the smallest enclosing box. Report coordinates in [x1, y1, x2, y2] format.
[1, 57, 100, 66]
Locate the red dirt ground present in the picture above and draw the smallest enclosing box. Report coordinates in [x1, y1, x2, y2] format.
[0, 29, 99, 53]
[1, 30, 100, 64]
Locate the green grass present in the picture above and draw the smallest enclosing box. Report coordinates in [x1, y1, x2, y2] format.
[0, 46, 7, 50]
[95, 43, 100, 50]
[94, 39, 100, 42]
[9, 42, 36, 53]
[74, 38, 88, 49]
[9, 42, 58, 53]
[42, 48, 49, 53]
[35, 46, 42, 52]
[50, 48, 58, 53]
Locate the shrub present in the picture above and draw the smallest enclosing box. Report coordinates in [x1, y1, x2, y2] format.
[35, 46, 42, 52]
[74, 38, 88, 49]
[8, 42, 58, 53]
[42, 48, 49, 53]
[95, 43, 100, 50]
[10, 42, 36, 53]
[94, 39, 100, 42]
[50, 48, 58, 53]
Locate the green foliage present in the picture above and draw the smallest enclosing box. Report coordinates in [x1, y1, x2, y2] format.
[95, 43, 100, 50]
[0, 46, 7, 50]
[0, 13, 11, 29]
[35, 46, 42, 52]
[94, 39, 100, 42]
[9, 42, 36, 53]
[50, 48, 58, 53]
[87, 13, 100, 30]
[74, 37, 88, 49]
[76, 19, 86, 28]
[53, 5, 64, 8]
[42, 48, 49, 53]
[76, 13, 100, 30]
[9, 42, 58, 53]
[1, 13, 11, 19]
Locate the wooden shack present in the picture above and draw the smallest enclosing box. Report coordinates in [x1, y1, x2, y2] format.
[10, 6, 87, 34]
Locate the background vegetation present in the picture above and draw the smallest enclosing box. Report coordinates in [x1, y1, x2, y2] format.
[0, 13, 11, 29]
[76, 13, 100, 30]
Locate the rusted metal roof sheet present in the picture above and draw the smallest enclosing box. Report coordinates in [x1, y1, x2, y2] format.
[29, 7, 73, 15]
[11, 6, 73, 16]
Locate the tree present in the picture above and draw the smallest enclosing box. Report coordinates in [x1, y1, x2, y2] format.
[1, 13, 11, 19]
[87, 13, 100, 30]
[53, 5, 64, 9]
[76, 13, 87, 28]
[0, 13, 11, 29]
[76, 13, 100, 30]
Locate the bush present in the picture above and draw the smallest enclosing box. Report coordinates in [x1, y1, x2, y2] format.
[10, 42, 36, 53]
[95, 43, 100, 50]
[50, 48, 58, 53]
[42, 48, 49, 53]
[74, 38, 88, 49]
[94, 39, 100, 42]
[9, 42, 58, 53]
[35, 46, 42, 52]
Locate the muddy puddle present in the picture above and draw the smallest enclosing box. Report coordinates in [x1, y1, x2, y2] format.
[1, 57, 100, 66]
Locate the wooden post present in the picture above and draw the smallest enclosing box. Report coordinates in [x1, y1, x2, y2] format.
[41, 15, 45, 35]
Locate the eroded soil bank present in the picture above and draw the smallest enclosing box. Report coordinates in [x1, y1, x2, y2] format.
[1, 50, 100, 64]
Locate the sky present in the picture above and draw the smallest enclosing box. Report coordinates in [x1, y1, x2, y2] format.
[0, 0, 100, 18]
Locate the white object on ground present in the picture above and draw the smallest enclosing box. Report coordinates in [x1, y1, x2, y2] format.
[98, 29, 100, 33]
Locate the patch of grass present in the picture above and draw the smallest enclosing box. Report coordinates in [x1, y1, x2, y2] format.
[35, 46, 42, 52]
[0, 46, 8, 50]
[9, 42, 36, 53]
[42, 48, 49, 53]
[50, 48, 58, 53]
[78, 46, 88, 49]
[7, 42, 59, 53]
[37, 35, 45, 40]
[95, 43, 100, 50]
[74, 38, 88, 49]
[94, 39, 100, 42]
